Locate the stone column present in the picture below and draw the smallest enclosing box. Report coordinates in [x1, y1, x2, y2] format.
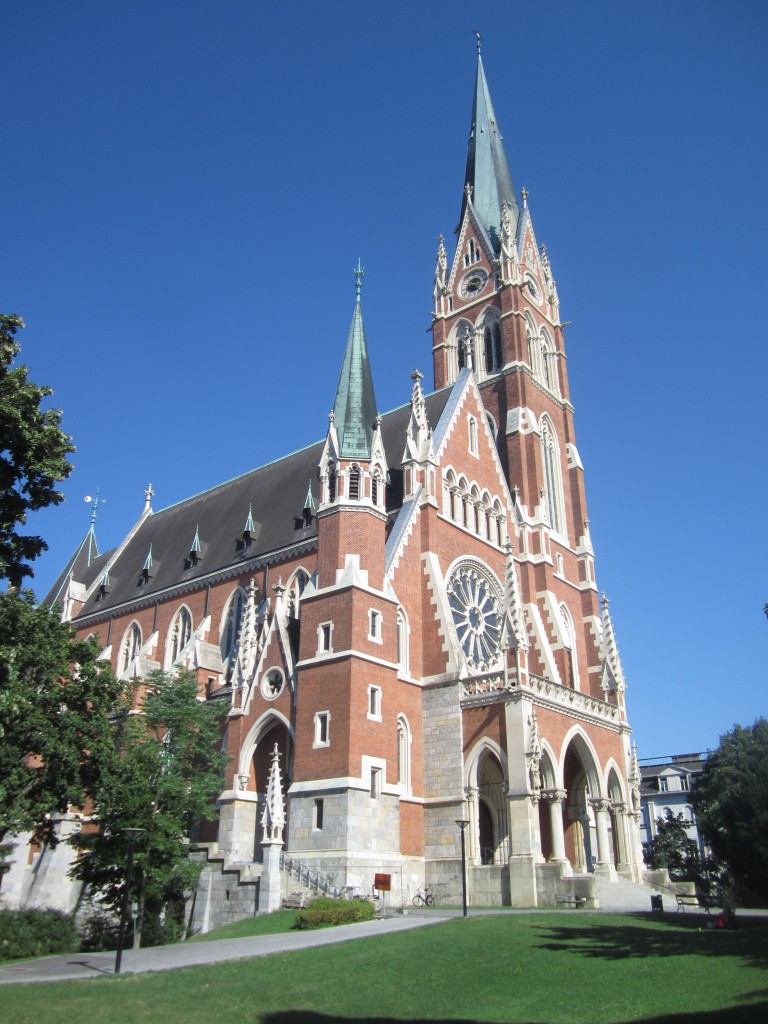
[611, 801, 628, 869]
[504, 699, 543, 905]
[591, 798, 616, 879]
[545, 789, 570, 870]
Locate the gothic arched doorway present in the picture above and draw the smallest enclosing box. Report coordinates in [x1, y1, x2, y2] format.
[562, 737, 601, 873]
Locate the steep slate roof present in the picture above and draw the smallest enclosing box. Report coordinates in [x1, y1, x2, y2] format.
[463, 54, 518, 252]
[71, 385, 453, 623]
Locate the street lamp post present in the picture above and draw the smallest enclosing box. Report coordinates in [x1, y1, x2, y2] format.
[455, 819, 470, 917]
[114, 828, 144, 975]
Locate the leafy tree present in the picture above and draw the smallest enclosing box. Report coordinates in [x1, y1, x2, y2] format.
[691, 718, 768, 904]
[646, 808, 701, 878]
[70, 670, 228, 945]
[0, 314, 74, 586]
[0, 589, 122, 841]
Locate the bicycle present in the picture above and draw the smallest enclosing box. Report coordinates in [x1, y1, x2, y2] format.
[412, 886, 435, 907]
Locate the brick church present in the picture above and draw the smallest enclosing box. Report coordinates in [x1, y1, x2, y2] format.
[10, 52, 646, 915]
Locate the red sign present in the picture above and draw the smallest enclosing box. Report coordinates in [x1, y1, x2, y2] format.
[374, 873, 391, 892]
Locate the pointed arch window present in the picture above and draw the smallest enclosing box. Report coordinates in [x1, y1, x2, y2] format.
[348, 464, 361, 501]
[119, 622, 142, 676]
[483, 315, 503, 374]
[168, 606, 193, 666]
[396, 608, 409, 676]
[540, 417, 565, 537]
[221, 589, 245, 665]
[559, 603, 580, 691]
[371, 468, 383, 507]
[397, 714, 412, 794]
[327, 465, 337, 502]
[287, 569, 310, 620]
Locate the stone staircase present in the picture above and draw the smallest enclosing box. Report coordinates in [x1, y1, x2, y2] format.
[592, 873, 671, 912]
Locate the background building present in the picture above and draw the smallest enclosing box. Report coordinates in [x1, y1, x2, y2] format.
[639, 753, 708, 860]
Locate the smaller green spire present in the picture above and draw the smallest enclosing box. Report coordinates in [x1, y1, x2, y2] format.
[243, 503, 256, 534]
[331, 264, 379, 460]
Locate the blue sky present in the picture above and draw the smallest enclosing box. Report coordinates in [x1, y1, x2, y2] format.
[4, 1, 766, 757]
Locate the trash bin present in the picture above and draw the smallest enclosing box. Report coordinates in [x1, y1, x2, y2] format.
[651, 894, 663, 912]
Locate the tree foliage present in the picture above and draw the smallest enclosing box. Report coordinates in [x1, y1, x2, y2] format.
[70, 670, 228, 945]
[691, 718, 768, 903]
[0, 589, 122, 840]
[646, 808, 700, 877]
[0, 314, 75, 586]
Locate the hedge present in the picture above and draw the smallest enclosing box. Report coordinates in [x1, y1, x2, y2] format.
[0, 908, 79, 962]
[293, 896, 376, 930]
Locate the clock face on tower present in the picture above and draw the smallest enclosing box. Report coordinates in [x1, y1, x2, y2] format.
[447, 562, 503, 671]
[459, 268, 488, 298]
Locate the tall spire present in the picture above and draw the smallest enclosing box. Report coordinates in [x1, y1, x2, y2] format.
[331, 261, 378, 459]
[463, 51, 518, 251]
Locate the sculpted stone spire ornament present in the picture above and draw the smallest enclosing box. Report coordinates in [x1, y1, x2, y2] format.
[144, 483, 154, 513]
[502, 540, 528, 651]
[261, 743, 286, 843]
[600, 592, 626, 694]
[527, 709, 542, 802]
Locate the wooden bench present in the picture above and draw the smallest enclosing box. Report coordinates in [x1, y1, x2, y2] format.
[556, 894, 587, 908]
[676, 893, 711, 914]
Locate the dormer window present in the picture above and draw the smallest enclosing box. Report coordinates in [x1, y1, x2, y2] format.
[240, 503, 257, 550]
[139, 546, 154, 587]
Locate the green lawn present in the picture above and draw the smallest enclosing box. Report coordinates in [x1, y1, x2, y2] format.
[3, 913, 767, 1024]
[187, 908, 300, 941]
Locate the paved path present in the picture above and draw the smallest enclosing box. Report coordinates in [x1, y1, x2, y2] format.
[0, 911, 452, 985]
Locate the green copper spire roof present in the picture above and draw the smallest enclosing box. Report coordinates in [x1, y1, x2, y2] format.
[331, 261, 378, 460]
[463, 53, 518, 251]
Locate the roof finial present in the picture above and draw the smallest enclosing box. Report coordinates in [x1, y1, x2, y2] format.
[83, 489, 105, 566]
[144, 482, 154, 513]
[354, 258, 364, 300]
[475, 30, 483, 56]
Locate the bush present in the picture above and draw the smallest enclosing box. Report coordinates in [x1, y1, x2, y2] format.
[293, 896, 375, 931]
[0, 908, 78, 962]
[77, 906, 121, 953]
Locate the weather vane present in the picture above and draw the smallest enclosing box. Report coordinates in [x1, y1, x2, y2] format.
[84, 488, 106, 526]
[354, 258, 365, 299]
[475, 30, 483, 55]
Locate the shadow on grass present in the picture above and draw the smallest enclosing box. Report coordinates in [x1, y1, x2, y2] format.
[259, 998, 768, 1024]
[535, 913, 768, 970]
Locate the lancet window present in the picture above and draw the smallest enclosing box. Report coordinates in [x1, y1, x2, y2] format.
[167, 606, 193, 666]
[119, 622, 142, 676]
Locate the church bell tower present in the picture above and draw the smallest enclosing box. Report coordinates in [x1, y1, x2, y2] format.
[431, 47, 606, 701]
